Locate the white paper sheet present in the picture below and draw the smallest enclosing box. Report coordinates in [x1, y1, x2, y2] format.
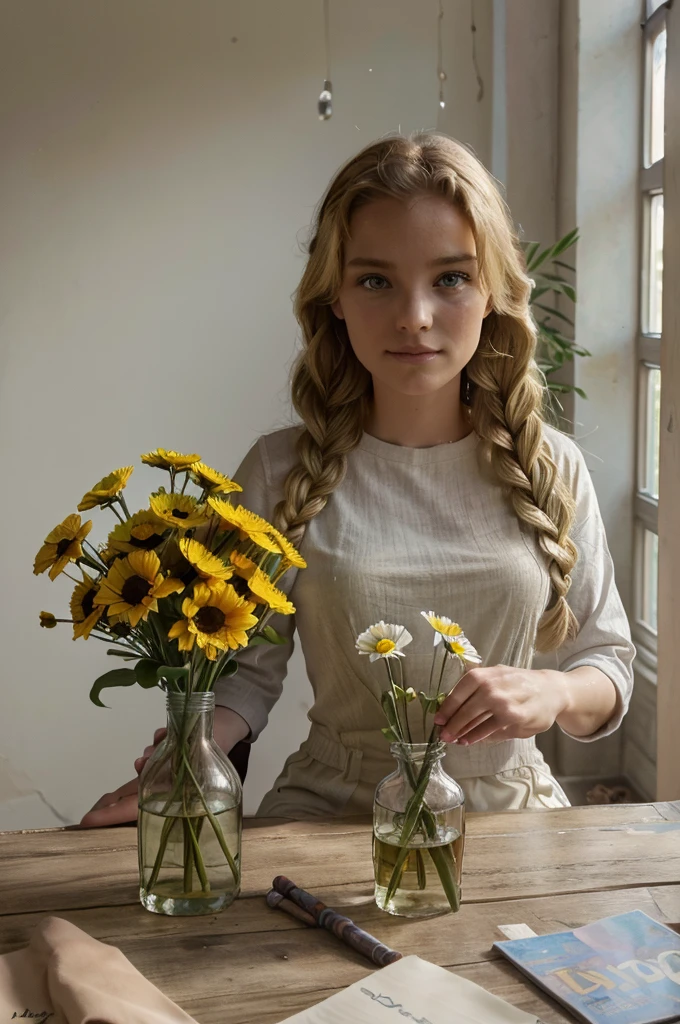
[278, 954, 540, 1023]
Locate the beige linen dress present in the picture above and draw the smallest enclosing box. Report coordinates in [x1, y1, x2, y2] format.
[214, 425, 635, 818]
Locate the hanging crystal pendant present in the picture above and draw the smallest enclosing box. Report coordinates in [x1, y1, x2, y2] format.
[318, 80, 333, 120]
[439, 69, 446, 110]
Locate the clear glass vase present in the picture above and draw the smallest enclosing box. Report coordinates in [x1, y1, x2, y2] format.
[138, 691, 242, 915]
[373, 741, 465, 918]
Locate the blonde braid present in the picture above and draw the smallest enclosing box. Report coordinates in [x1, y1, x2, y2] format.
[273, 313, 369, 546]
[468, 314, 579, 652]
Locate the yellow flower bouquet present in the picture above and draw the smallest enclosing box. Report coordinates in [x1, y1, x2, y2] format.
[356, 614, 480, 918]
[35, 449, 304, 916]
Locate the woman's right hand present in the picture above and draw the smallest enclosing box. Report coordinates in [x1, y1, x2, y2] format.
[78, 706, 250, 828]
[78, 727, 168, 828]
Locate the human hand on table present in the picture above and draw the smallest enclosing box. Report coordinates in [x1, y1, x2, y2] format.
[433, 665, 569, 746]
[78, 705, 250, 828]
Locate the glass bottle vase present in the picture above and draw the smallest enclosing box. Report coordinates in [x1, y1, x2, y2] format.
[138, 691, 242, 915]
[373, 741, 465, 918]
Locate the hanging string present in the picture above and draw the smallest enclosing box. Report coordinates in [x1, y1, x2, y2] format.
[318, 0, 333, 120]
[437, 1, 447, 110]
[470, 0, 485, 102]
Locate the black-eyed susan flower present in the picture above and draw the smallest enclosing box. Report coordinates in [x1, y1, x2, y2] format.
[248, 567, 295, 615]
[107, 510, 168, 556]
[39, 611, 58, 629]
[355, 621, 413, 662]
[268, 526, 307, 569]
[70, 572, 103, 640]
[141, 449, 201, 471]
[179, 537, 233, 582]
[93, 550, 183, 628]
[149, 493, 209, 531]
[169, 581, 257, 659]
[77, 467, 134, 511]
[33, 514, 93, 581]
[190, 462, 243, 495]
[421, 611, 465, 647]
[229, 550, 258, 581]
[207, 498, 280, 552]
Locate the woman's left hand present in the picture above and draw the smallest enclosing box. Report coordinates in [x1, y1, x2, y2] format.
[434, 665, 569, 745]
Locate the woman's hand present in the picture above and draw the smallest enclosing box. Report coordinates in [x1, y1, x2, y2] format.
[433, 665, 570, 745]
[78, 706, 251, 828]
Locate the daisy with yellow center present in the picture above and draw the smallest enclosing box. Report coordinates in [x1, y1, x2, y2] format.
[141, 449, 201, 471]
[93, 550, 184, 628]
[107, 510, 168, 556]
[248, 568, 296, 615]
[268, 526, 307, 569]
[169, 581, 257, 659]
[229, 550, 258, 581]
[444, 635, 482, 665]
[190, 462, 243, 495]
[33, 514, 93, 581]
[355, 621, 413, 662]
[77, 467, 134, 511]
[179, 537, 234, 582]
[70, 572, 103, 640]
[421, 611, 465, 647]
[149, 492, 209, 531]
[207, 498, 280, 552]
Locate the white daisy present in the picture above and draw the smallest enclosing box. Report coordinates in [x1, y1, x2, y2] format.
[355, 621, 413, 662]
[444, 635, 482, 665]
[421, 610, 465, 647]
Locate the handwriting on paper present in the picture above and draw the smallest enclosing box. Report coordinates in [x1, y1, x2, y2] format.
[360, 987, 435, 1023]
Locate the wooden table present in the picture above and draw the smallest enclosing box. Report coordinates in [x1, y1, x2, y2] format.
[2, 802, 680, 1022]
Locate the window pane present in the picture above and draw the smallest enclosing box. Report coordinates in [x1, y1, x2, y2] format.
[641, 530, 659, 633]
[648, 28, 667, 165]
[646, 193, 664, 334]
[643, 368, 661, 499]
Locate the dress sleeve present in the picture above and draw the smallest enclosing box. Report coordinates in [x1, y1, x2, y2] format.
[552, 438, 636, 742]
[213, 436, 298, 742]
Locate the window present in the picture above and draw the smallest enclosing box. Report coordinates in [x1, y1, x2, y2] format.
[634, 0, 667, 663]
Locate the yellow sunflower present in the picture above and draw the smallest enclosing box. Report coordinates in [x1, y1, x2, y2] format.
[207, 498, 280, 552]
[179, 537, 234, 581]
[229, 550, 258, 581]
[107, 509, 168, 555]
[93, 549, 184, 627]
[141, 449, 201, 470]
[248, 568, 296, 615]
[268, 526, 307, 569]
[169, 581, 257, 659]
[77, 467, 134, 511]
[70, 572, 103, 640]
[190, 462, 243, 495]
[33, 514, 93, 581]
[149, 492, 209, 530]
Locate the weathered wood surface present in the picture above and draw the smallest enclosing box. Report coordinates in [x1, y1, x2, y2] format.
[1, 803, 679, 1023]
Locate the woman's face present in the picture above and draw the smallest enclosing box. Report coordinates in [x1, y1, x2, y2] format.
[331, 194, 491, 398]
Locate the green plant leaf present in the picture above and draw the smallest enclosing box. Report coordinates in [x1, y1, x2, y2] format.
[219, 660, 239, 678]
[89, 668, 137, 708]
[550, 227, 579, 257]
[106, 649, 138, 660]
[135, 658, 163, 689]
[157, 665, 190, 684]
[262, 625, 287, 645]
[534, 303, 574, 327]
[523, 241, 540, 267]
[381, 726, 399, 742]
[381, 689, 402, 739]
[553, 259, 576, 273]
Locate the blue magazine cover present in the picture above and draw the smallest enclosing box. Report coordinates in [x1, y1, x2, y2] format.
[494, 911, 680, 1024]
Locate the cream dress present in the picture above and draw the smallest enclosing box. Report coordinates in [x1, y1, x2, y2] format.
[214, 425, 635, 818]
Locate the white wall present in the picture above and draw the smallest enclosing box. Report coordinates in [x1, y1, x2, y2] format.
[0, 0, 492, 825]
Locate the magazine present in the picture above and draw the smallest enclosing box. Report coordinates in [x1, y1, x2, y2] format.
[494, 910, 680, 1024]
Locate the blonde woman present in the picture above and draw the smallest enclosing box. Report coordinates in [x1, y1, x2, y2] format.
[82, 132, 634, 826]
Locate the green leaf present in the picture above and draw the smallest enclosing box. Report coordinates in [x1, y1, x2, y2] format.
[106, 649, 138, 660]
[135, 658, 163, 689]
[550, 228, 579, 258]
[553, 259, 576, 273]
[219, 660, 239, 678]
[89, 668, 137, 708]
[381, 690, 402, 740]
[534, 303, 574, 327]
[523, 241, 540, 267]
[157, 665, 190, 684]
[381, 726, 399, 742]
[249, 636, 271, 646]
[262, 625, 287, 645]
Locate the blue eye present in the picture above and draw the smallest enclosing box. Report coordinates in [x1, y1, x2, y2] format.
[438, 272, 468, 288]
[358, 275, 389, 291]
